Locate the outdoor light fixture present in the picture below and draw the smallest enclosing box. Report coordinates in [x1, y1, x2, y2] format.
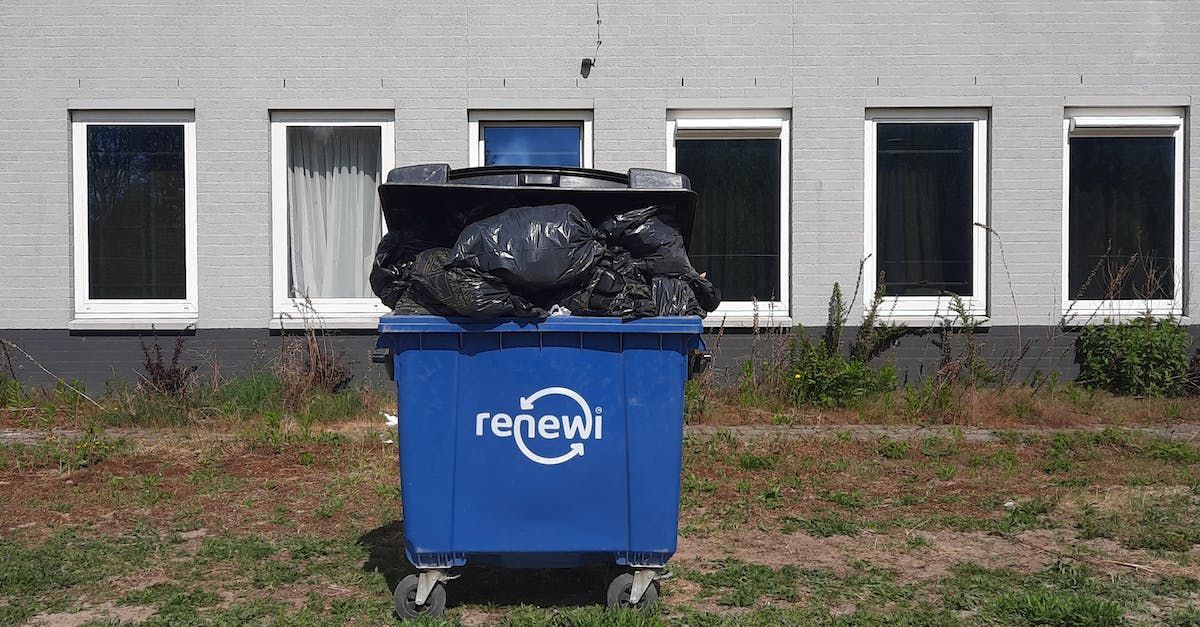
[580, 57, 594, 78]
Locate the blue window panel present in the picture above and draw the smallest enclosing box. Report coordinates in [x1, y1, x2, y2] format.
[483, 125, 582, 167]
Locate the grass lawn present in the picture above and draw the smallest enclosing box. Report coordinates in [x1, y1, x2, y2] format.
[2, 417, 1200, 626]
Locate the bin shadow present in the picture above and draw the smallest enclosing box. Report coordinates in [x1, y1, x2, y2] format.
[359, 520, 612, 609]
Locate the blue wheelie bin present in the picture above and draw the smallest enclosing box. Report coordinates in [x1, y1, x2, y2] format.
[373, 164, 708, 619]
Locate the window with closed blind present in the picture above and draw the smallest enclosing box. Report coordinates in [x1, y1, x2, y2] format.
[668, 110, 790, 323]
[865, 109, 989, 321]
[1062, 109, 1184, 319]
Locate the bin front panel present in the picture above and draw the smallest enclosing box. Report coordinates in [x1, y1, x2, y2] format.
[451, 330, 630, 553]
[393, 333, 459, 556]
[624, 333, 689, 556]
[382, 316, 700, 567]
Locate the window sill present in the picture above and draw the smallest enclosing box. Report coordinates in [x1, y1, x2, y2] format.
[68, 317, 198, 332]
[864, 296, 987, 328]
[702, 314, 794, 329]
[867, 315, 990, 328]
[268, 315, 384, 331]
[1060, 306, 1185, 326]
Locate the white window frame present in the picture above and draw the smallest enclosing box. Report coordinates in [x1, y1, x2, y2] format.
[1061, 108, 1185, 321]
[270, 111, 396, 329]
[667, 109, 791, 325]
[864, 109, 989, 323]
[468, 110, 593, 168]
[71, 111, 198, 329]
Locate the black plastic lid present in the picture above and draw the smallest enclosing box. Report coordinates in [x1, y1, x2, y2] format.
[378, 164, 699, 249]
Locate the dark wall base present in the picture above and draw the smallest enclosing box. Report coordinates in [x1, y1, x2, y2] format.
[1, 329, 390, 394]
[2, 325, 1193, 394]
[700, 325, 1172, 387]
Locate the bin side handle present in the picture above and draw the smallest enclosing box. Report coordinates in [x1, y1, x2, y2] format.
[372, 348, 395, 380]
[688, 349, 711, 379]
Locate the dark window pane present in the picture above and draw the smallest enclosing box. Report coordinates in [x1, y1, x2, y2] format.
[483, 125, 581, 167]
[876, 122, 975, 297]
[86, 125, 186, 300]
[1068, 136, 1174, 301]
[676, 138, 781, 302]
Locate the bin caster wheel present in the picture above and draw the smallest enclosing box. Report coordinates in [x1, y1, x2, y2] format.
[393, 573, 446, 619]
[606, 572, 659, 612]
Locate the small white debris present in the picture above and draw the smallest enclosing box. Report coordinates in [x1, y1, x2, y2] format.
[1003, 500, 1016, 510]
[383, 413, 398, 428]
[383, 439, 395, 445]
[549, 304, 573, 317]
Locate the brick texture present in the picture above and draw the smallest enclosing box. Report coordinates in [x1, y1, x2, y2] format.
[1, 0, 1198, 332]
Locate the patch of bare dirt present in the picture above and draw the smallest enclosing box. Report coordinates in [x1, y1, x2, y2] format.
[102, 572, 173, 595]
[692, 385, 1200, 430]
[457, 607, 504, 626]
[25, 602, 155, 627]
[675, 525, 1200, 585]
[662, 575, 728, 614]
[675, 528, 1055, 581]
[0, 435, 399, 545]
[1001, 526, 1200, 583]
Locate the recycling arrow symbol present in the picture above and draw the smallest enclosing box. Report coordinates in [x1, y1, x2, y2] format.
[514, 387, 594, 466]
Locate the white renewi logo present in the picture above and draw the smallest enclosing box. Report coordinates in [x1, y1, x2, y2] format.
[475, 386, 603, 465]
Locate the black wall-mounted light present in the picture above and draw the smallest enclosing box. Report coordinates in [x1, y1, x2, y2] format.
[582, 1, 601, 79]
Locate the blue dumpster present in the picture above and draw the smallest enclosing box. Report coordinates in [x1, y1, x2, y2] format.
[376, 314, 704, 618]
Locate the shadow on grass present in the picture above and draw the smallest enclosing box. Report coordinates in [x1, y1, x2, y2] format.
[358, 520, 614, 609]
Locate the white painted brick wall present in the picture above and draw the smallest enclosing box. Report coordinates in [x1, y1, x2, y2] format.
[1, 0, 1197, 328]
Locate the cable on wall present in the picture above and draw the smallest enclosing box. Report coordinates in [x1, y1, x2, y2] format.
[581, 0, 602, 78]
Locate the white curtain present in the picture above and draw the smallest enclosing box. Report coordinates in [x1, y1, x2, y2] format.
[287, 126, 382, 299]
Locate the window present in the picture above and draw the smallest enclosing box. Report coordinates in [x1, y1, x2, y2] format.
[668, 110, 790, 321]
[468, 110, 593, 168]
[271, 111, 395, 326]
[865, 109, 988, 320]
[1063, 109, 1184, 319]
[71, 111, 197, 327]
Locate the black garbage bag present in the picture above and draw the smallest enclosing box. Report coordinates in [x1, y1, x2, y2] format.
[446, 204, 604, 292]
[684, 272, 722, 312]
[409, 248, 544, 318]
[599, 206, 694, 277]
[556, 249, 655, 318]
[405, 248, 458, 316]
[369, 232, 416, 310]
[390, 293, 432, 315]
[597, 206, 658, 241]
[652, 276, 703, 316]
[626, 216, 695, 277]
